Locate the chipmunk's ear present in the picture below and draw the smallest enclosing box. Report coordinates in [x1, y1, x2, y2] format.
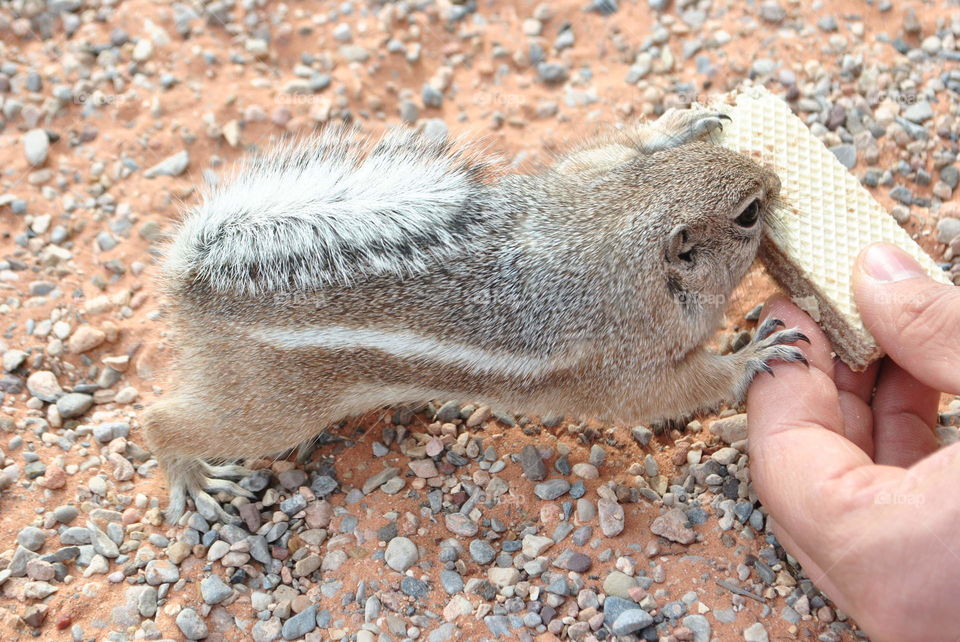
[665, 224, 697, 266]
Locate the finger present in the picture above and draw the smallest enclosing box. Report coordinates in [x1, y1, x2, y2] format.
[760, 293, 834, 376]
[748, 358, 878, 555]
[834, 358, 880, 405]
[838, 390, 875, 458]
[854, 243, 960, 395]
[871, 359, 940, 467]
[833, 359, 881, 457]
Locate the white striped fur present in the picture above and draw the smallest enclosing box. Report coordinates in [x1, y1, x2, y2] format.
[247, 325, 569, 380]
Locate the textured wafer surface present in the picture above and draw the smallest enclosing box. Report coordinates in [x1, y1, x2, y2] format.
[709, 86, 950, 370]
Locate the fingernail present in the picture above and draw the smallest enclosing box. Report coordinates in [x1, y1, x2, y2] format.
[860, 243, 925, 282]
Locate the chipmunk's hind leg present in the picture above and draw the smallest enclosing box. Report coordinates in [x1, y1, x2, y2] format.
[143, 398, 255, 524]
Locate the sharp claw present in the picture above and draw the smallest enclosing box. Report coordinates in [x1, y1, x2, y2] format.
[796, 332, 811, 345]
[760, 362, 774, 376]
[799, 354, 810, 367]
[717, 113, 732, 121]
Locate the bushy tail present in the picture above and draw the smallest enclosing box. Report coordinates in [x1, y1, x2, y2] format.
[164, 125, 506, 296]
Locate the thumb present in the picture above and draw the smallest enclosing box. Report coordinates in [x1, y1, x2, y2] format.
[853, 242, 960, 395]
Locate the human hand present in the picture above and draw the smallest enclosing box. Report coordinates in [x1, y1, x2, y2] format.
[746, 242, 960, 642]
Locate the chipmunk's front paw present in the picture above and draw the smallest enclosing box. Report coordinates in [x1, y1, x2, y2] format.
[686, 112, 731, 140]
[644, 109, 731, 153]
[734, 318, 809, 399]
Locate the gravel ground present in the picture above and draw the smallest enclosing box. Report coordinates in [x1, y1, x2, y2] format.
[0, 0, 959, 641]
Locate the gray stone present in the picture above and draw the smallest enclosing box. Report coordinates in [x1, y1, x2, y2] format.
[890, 185, 914, 205]
[145, 151, 190, 178]
[27, 370, 62, 402]
[332, 23, 352, 42]
[24, 129, 49, 166]
[484, 615, 511, 637]
[429, 623, 457, 642]
[56, 393, 93, 419]
[817, 15, 838, 31]
[87, 522, 119, 558]
[362, 467, 398, 494]
[598, 498, 624, 537]
[53, 506, 79, 524]
[519, 444, 546, 481]
[399, 100, 419, 124]
[536, 62, 568, 84]
[651, 508, 696, 544]
[279, 493, 307, 516]
[936, 217, 960, 244]
[743, 622, 769, 642]
[612, 608, 654, 635]
[385, 536, 419, 572]
[751, 58, 776, 75]
[175, 607, 209, 640]
[709, 414, 747, 444]
[17, 527, 46, 552]
[200, 574, 232, 604]
[940, 166, 959, 189]
[444, 513, 478, 537]
[282, 605, 317, 640]
[422, 118, 448, 141]
[603, 571, 638, 599]
[321, 550, 347, 572]
[469, 539, 496, 565]
[252, 617, 282, 642]
[830, 144, 857, 169]
[631, 425, 653, 446]
[759, 1, 786, 23]
[421, 84, 443, 108]
[588, 444, 606, 467]
[3, 350, 26, 372]
[400, 576, 430, 598]
[339, 45, 370, 62]
[23, 581, 57, 599]
[10, 546, 39, 577]
[534, 479, 570, 500]
[145, 559, 180, 585]
[138, 587, 158, 618]
[440, 569, 464, 594]
[60, 527, 91, 545]
[603, 596, 642, 627]
[903, 101, 933, 123]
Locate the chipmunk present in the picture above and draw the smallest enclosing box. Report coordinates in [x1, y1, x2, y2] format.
[144, 108, 807, 523]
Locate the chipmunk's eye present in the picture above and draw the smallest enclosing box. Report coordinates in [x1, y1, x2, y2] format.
[735, 198, 761, 228]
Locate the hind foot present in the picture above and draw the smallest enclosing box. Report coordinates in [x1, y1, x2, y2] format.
[164, 460, 255, 524]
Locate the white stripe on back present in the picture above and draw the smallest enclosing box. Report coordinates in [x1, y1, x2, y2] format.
[248, 325, 563, 380]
